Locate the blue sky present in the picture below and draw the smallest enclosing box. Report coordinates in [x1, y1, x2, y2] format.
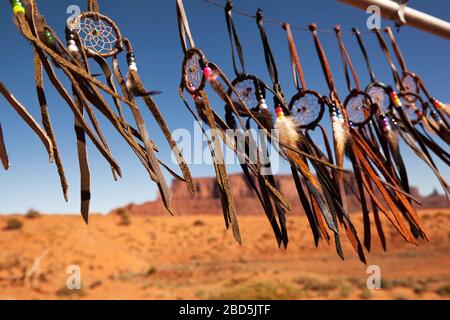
[0, 0, 449, 214]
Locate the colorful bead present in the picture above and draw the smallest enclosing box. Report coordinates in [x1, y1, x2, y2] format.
[10, 0, 25, 14]
[203, 66, 214, 81]
[258, 99, 268, 110]
[276, 106, 285, 119]
[433, 99, 445, 110]
[330, 105, 344, 124]
[188, 84, 197, 99]
[13, 5, 25, 14]
[44, 30, 55, 47]
[126, 53, 138, 71]
[68, 42, 79, 53]
[379, 116, 391, 131]
[390, 91, 402, 107]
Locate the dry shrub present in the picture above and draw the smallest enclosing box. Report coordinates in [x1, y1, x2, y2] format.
[25, 209, 41, 219]
[4, 218, 23, 231]
[117, 208, 131, 226]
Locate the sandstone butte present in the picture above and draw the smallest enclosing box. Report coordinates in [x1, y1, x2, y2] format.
[113, 173, 448, 217]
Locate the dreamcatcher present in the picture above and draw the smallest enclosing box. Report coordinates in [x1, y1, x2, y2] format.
[280, 23, 353, 255]
[223, 1, 289, 248]
[310, 23, 427, 250]
[283, 24, 325, 130]
[7, 0, 194, 222]
[352, 27, 410, 201]
[177, 0, 301, 245]
[384, 27, 450, 142]
[177, 0, 342, 246]
[373, 28, 449, 201]
[255, 12, 357, 260]
[335, 26, 428, 246]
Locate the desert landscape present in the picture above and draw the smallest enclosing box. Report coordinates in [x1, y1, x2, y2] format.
[0, 210, 449, 300]
[0, 174, 449, 300]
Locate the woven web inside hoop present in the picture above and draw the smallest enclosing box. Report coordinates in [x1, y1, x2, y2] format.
[400, 94, 422, 122]
[346, 93, 371, 125]
[367, 86, 390, 114]
[402, 74, 418, 94]
[231, 79, 259, 110]
[78, 17, 118, 56]
[292, 93, 321, 126]
[185, 52, 203, 89]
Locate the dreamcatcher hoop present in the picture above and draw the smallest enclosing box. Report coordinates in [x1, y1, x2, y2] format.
[228, 74, 266, 112]
[343, 89, 376, 128]
[401, 72, 420, 95]
[365, 82, 393, 115]
[182, 48, 207, 94]
[74, 12, 123, 58]
[288, 90, 325, 130]
[397, 91, 428, 125]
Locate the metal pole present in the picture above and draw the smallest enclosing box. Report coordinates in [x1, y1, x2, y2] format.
[338, 0, 450, 40]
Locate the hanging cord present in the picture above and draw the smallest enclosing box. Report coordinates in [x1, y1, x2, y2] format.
[373, 28, 404, 91]
[256, 8, 286, 109]
[334, 25, 361, 93]
[384, 27, 409, 74]
[309, 24, 336, 95]
[176, 0, 196, 53]
[202, 0, 370, 34]
[225, 1, 246, 77]
[282, 23, 307, 91]
[88, 0, 99, 13]
[256, 10, 279, 89]
[353, 28, 377, 83]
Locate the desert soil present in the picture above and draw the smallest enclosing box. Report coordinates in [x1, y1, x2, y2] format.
[0, 209, 449, 300]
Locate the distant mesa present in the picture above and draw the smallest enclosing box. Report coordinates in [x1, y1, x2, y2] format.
[113, 173, 449, 217]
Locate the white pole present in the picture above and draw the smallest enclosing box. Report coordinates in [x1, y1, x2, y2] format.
[338, 0, 450, 40]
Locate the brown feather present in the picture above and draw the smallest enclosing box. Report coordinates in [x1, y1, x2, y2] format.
[126, 70, 161, 98]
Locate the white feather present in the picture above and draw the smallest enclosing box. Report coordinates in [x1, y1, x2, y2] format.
[332, 119, 347, 158]
[126, 73, 133, 92]
[275, 116, 301, 149]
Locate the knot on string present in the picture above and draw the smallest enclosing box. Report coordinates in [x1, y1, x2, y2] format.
[256, 9, 263, 23]
[225, 0, 233, 13]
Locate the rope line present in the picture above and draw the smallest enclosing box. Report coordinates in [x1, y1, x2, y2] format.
[202, 0, 374, 35]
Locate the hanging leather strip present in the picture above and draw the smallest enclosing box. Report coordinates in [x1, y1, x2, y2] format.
[33, 51, 68, 201]
[0, 123, 9, 170]
[32, 44, 122, 175]
[256, 9, 285, 106]
[0, 81, 53, 161]
[283, 23, 307, 91]
[334, 26, 361, 92]
[199, 91, 242, 243]
[88, 0, 100, 13]
[176, 0, 195, 54]
[73, 92, 91, 224]
[225, 1, 246, 77]
[122, 39, 195, 195]
[353, 28, 377, 83]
